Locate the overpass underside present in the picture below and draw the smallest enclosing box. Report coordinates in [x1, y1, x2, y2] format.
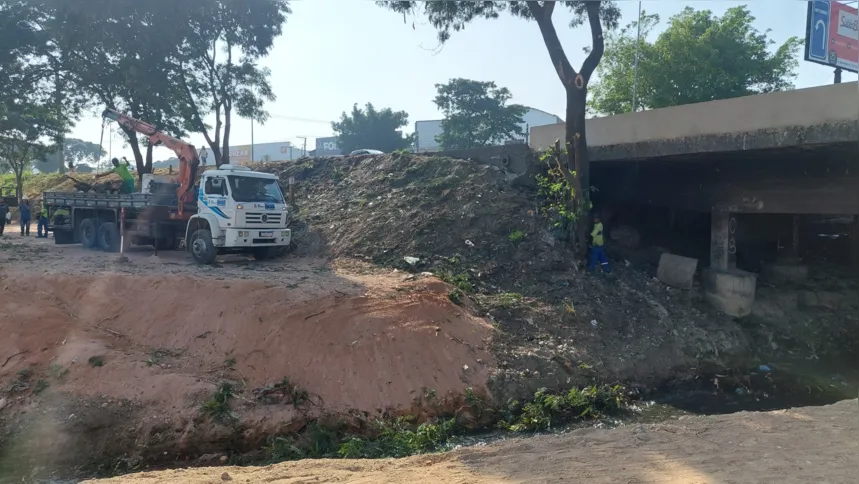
[592, 141, 858, 317]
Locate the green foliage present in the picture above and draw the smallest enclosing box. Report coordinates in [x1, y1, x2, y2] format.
[37, 138, 105, 174]
[435, 270, 473, 294]
[433, 78, 527, 150]
[88, 356, 105, 367]
[376, 2, 620, 45]
[535, 148, 581, 235]
[588, 6, 803, 115]
[338, 416, 459, 459]
[201, 382, 239, 423]
[507, 230, 526, 243]
[332, 103, 415, 154]
[498, 292, 524, 308]
[499, 385, 629, 432]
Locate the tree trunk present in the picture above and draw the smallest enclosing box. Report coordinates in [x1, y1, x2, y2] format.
[15, 170, 23, 202]
[144, 143, 153, 173]
[565, 86, 591, 257]
[220, 106, 231, 167]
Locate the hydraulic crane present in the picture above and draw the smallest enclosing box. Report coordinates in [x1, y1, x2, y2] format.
[101, 108, 201, 218]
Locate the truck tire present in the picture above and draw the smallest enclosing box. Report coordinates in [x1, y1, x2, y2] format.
[189, 228, 217, 265]
[252, 247, 273, 260]
[97, 222, 120, 252]
[54, 229, 74, 245]
[79, 218, 98, 249]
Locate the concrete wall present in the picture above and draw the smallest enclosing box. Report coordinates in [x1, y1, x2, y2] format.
[424, 143, 535, 176]
[530, 82, 859, 154]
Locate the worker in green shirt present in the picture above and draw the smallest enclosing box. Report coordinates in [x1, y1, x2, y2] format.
[587, 213, 610, 273]
[37, 199, 49, 238]
[96, 157, 135, 193]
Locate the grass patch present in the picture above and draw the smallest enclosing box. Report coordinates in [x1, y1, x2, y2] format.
[49, 362, 69, 380]
[200, 382, 239, 423]
[507, 230, 526, 243]
[224, 357, 236, 370]
[338, 416, 459, 459]
[88, 356, 105, 367]
[498, 292, 523, 308]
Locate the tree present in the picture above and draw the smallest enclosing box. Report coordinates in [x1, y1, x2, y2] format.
[433, 78, 527, 150]
[0, 0, 66, 198]
[332, 103, 414, 154]
[378, 1, 620, 256]
[589, 6, 802, 115]
[37, 137, 105, 173]
[175, 0, 290, 166]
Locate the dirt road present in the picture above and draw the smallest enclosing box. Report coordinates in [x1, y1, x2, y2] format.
[85, 399, 858, 484]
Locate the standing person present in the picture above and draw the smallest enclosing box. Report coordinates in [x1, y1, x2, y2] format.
[199, 146, 208, 167]
[19, 196, 31, 236]
[95, 157, 135, 194]
[0, 200, 7, 236]
[587, 214, 610, 273]
[37, 199, 49, 238]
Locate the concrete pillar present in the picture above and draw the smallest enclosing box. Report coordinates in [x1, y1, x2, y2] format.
[710, 209, 730, 270]
[765, 214, 808, 284]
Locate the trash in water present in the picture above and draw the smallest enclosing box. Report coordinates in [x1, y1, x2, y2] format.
[403, 256, 420, 265]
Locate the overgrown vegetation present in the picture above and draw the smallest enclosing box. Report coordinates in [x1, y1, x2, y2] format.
[435, 269, 474, 305]
[256, 384, 631, 464]
[88, 356, 105, 367]
[200, 382, 238, 423]
[498, 384, 629, 432]
[507, 230, 526, 243]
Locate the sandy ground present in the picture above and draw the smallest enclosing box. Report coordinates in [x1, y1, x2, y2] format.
[0, 230, 495, 476]
[84, 399, 859, 484]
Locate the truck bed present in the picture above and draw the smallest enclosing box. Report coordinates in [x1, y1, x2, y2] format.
[43, 191, 160, 209]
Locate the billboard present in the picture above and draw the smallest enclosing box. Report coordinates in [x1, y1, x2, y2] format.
[315, 136, 342, 156]
[805, 0, 858, 73]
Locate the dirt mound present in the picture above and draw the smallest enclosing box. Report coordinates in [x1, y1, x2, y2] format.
[0, 270, 493, 477]
[84, 399, 859, 484]
[255, 155, 749, 396]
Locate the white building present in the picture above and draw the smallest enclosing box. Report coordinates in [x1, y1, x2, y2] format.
[414, 107, 563, 152]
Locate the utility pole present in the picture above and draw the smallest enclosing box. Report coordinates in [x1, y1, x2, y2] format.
[632, 0, 642, 112]
[251, 116, 255, 163]
[834, 67, 842, 84]
[297, 136, 307, 157]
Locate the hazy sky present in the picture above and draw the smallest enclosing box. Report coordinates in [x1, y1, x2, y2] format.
[69, 0, 858, 164]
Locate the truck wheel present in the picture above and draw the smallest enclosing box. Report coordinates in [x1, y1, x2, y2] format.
[79, 218, 98, 249]
[97, 222, 120, 252]
[252, 247, 273, 261]
[54, 229, 74, 245]
[189, 228, 217, 265]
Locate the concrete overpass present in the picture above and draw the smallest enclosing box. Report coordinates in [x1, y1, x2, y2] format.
[530, 82, 859, 317]
[530, 81, 857, 161]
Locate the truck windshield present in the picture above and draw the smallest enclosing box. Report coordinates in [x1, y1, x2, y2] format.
[228, 176, 285, 204]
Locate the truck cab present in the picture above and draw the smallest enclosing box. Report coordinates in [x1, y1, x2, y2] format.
[186, 164, 291, 264]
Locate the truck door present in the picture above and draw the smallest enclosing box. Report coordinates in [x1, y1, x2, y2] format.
[202, 176, 230, 221]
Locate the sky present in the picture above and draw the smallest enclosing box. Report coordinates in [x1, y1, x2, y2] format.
[68, 0, 858, 166]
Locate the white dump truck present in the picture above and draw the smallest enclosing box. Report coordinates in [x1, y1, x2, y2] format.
[43, 109, 291, 264]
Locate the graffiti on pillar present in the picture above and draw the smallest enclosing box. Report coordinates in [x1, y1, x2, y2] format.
[728, 216, 737, 254]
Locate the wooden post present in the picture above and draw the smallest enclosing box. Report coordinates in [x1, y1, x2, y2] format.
[288, 176, 295, 204]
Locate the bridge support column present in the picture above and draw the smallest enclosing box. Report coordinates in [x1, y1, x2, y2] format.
[851, 215, 859, 271]
[706, 208, 756, 317]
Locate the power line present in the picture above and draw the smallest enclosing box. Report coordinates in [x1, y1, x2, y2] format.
[268, 114, 332, 124]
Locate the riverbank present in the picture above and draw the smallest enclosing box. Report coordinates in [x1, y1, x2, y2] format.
[84, 399, 859, 484]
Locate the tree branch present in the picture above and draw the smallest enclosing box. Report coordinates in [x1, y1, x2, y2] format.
[527, 1, 577, 87]
[579, 1, 606, 83]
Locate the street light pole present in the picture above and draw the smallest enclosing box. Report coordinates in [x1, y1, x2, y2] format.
[632, 1, 642, 112]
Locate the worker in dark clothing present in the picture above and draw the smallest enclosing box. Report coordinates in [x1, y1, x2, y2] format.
[19, 197, 31, 236]
[587, 214, 610, 273]
[37, 200, 49, 238]
[0, 200, 7, 236]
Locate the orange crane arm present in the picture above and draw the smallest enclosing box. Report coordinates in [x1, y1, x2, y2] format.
[102, 109, 200, 217]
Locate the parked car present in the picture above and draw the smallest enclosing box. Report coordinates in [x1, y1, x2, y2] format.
[349, 149, 384, 155]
